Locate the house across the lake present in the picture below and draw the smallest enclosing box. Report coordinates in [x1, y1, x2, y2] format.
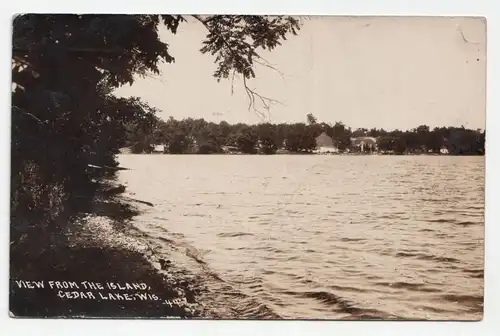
[221, 145, 241, 154]
[315, 132, 339, 153]
[152, 144, 165, 153]
[350, 136, 378, 152]
[440, 146, 449, 154]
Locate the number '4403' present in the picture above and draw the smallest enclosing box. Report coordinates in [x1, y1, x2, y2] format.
[163, 298, 188, 307]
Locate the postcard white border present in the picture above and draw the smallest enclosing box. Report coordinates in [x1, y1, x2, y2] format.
[1, 1, 498, 335]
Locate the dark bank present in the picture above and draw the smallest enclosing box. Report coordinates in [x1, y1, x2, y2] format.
[9, 182, 202, 318]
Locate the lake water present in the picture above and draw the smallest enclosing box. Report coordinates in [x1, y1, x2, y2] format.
[117, 155, 484, 320]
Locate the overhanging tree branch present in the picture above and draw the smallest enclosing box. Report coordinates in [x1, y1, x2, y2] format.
[192, 14, 289, 119]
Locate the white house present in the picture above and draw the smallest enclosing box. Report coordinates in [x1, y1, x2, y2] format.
[152, 144, 165, 153]
[350, 136, 378, 152]
[440, 146, 449, 154]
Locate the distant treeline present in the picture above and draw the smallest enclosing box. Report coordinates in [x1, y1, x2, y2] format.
[125, 114, 485, 155]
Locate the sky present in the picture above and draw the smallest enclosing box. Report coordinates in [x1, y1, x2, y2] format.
[114, 16, 486, 131]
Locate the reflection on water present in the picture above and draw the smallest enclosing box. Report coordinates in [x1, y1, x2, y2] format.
[118, 155, 484, 320]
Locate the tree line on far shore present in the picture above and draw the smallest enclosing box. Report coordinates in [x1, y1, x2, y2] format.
[125, 113, 486, 155]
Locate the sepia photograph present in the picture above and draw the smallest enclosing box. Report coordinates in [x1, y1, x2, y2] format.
[10, 14, 485, 320]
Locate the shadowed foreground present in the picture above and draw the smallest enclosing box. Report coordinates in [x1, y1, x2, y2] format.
[10, 246, 197, 318]
[10, 183, 202, 319]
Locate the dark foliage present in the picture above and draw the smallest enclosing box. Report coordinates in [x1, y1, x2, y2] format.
[11, 14, 301, 252]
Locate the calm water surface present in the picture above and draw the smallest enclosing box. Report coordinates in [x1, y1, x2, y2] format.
[117, 155, 484, 320]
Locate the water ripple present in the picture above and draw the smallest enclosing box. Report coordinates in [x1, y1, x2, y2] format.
[118, 155, 484, 320]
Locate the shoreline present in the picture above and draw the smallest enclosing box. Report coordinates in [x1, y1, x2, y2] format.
[9, 182, 207, 319]
[120, 149, 483, 157]
[124, 153, 483, 156]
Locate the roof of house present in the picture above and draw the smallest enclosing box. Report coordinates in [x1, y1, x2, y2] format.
[316, 132, 335, 147]
[350, 137, 377, 145]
